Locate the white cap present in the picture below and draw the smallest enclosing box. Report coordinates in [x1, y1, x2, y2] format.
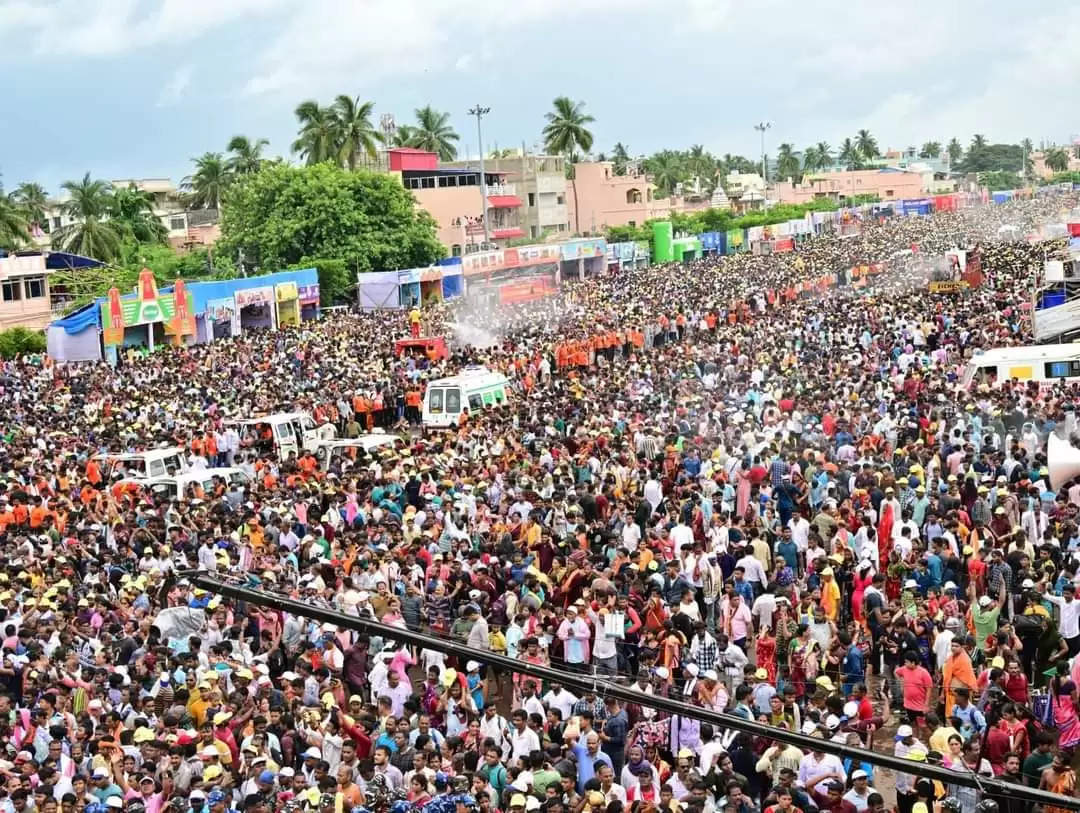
[1022, 578, 1035, 588]
[825, 714, 841, 730]
[304, 746, 322, 759]
[897, 724, 914, 737]
[105, 798, 123, 810]
[466, 661, 480, 671]
[703, 669, 719, 682]
[684, 664, 699, 677]
[653, 667, 669, 679]
[801, 721, 818, 735]
[843, 701, 858, 718]
[979, 596, 993, 607]
[904, 579, 918, 589]
[851, 770, 868, 780]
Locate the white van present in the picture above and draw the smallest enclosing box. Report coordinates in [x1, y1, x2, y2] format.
[227, 412, 337, 460]
[312, 434, 402, 469]
[93, 447, 189, 480]
[137, 468, 253, 501]
[961, 344, 1080, 388]
[422, 367, 511, 428]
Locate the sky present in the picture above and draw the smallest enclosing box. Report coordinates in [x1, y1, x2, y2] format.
[2, 0, 1079, 195]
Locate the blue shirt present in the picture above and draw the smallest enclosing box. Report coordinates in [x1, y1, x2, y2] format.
[571, 741, 612, 791]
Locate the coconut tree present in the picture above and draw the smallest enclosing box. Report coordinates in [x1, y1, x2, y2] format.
[292, 100, 339, 165]
[10, 182, 49, 228]
[388, 125, 416, 148]
[1045, 147, 1070, 173]
[839, 138, 862, 170]
[226, 135, 269, 175]
[919, 142, 941, 159]
[408, 106, 459, 161]
[612, 141, 630, 176]
[776, 143, 800, 182]
[947, 138, 963, 167]
[970, 134, 988, 153]
[855, 129, 878, 160]
[109, 184, 167, 244]
[54, 173, 121, 261]
[180, 153, 230, 210]
[814, 141, 832, 170]
[544, 96, 594, 235]
[0, 195, 29, 250]
[542, 96, 595, 156]
[332, 95, 379, 170]
[645, 151, 686, 196]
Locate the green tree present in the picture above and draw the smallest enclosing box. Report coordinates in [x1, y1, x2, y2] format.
[946, 138, 963, 166]
[802, 146, 821, 172]
[0, 327, 46, 359]
[55, 173, 122, 261]
[612, 142, 630, 175]
[979, 170, 1022, 191]
[775, 143, 800, 182]
[285, 258, 353, 305]
[0, 195, 29, 250]
[970, 134, 988, 153]
[292, 100, 339, 166]
[1045, 147, 1070, 173]
[815, 141, 832, 169]
[855, 129, 878, 160]
[838, 138, 862, 170]
[181, 153, 230, 209]
[332, 95, 379, 170]
[542, 96, 595, 155]
[10, 182, 48, 226]
[643, 151, 686, 196]
[217, 163, 443, 282]
[109, 184, 168, 244]
[409, 106, 459, 161]
[919, 141, 941, 159]
[226, 135, 269, 175]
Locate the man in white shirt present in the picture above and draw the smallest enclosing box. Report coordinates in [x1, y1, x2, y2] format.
[542, 682, 578, 721]
[671, 521, 694, 554]
[509, 710, 540, 764]
[1043, 582, 1080, 656]
[797, 748, 846, 788]
[735, 549, 768, 592]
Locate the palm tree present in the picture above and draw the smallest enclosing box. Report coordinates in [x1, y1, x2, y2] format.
[542, 97, 595, 156]
[919, 142, 941, 159]
[970, 134, 988, 152]
[815, 141, 832, 169]
[801, 146, 819, 173]
[406, 106, 459, 161]
[0, 195, 29, 250]
[10, 182, 49, 227]
[181, 153, 230, 209]
[544, 96, 594, 235]
[292, 100, 339, 166]
[109, 184, 167, 244]
[855, 129, 878, 160]
[332, 95, 379, 170]
[612, 142, 630, 176]
[946, 138, 963, 167]
[646, 151, 685, 196]
[54, 173, 121, 261]
[389, 125, 416, 148]
[1045, 147, 1070, 173]
[838, 138, 862, 170]
[776, 143, 800, 182]
[226, 135, 269, 175]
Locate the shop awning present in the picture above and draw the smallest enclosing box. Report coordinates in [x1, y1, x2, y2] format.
[493, 228, 525, 239]
[488, 195, 522, 208]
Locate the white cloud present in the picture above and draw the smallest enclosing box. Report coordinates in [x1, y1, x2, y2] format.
[156, 64, 192, 107]
[454, 53, 474, 73]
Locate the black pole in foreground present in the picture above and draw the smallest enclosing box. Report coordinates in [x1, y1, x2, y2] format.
[185, 571, 1080, 810]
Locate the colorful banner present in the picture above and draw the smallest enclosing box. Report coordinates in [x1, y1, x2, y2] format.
[100, 269, 195, 345]
[297, 283, 321, 304]
[275, 281, 298, 303]
[929, 281, 970, 293]
[167, 279, 196, 337]
[234, 286, 274, 308]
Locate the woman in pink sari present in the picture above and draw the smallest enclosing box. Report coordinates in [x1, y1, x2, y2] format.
[851, 561, 875, 625]
[736, 463, 752, 519]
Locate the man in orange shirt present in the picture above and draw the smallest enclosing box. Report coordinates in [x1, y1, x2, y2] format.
[28, 497, 48, 530]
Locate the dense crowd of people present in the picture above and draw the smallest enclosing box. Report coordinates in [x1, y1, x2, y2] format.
[1, 191, 1079, 813]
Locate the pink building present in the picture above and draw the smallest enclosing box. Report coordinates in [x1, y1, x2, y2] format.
[390, 148, 523, 255]
[566, 162, 677, 233]
[772, 168, 926, 204]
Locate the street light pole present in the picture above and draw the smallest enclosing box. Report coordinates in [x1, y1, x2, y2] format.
[754, 121, 772, 186]
[468, 105, 491, 248]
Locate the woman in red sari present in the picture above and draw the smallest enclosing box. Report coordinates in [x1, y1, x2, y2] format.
[755, 626, 778, 684]
[877, 499, 895, 572]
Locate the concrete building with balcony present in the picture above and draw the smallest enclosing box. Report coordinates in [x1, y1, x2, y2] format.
[0, 253, 55, 330]
[446, 153, 570, 241]
[772, 167, 926, 205]
[32, 178, 220, 254]
[390, 148, 524, 255]
[565, 162, 676, 234]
